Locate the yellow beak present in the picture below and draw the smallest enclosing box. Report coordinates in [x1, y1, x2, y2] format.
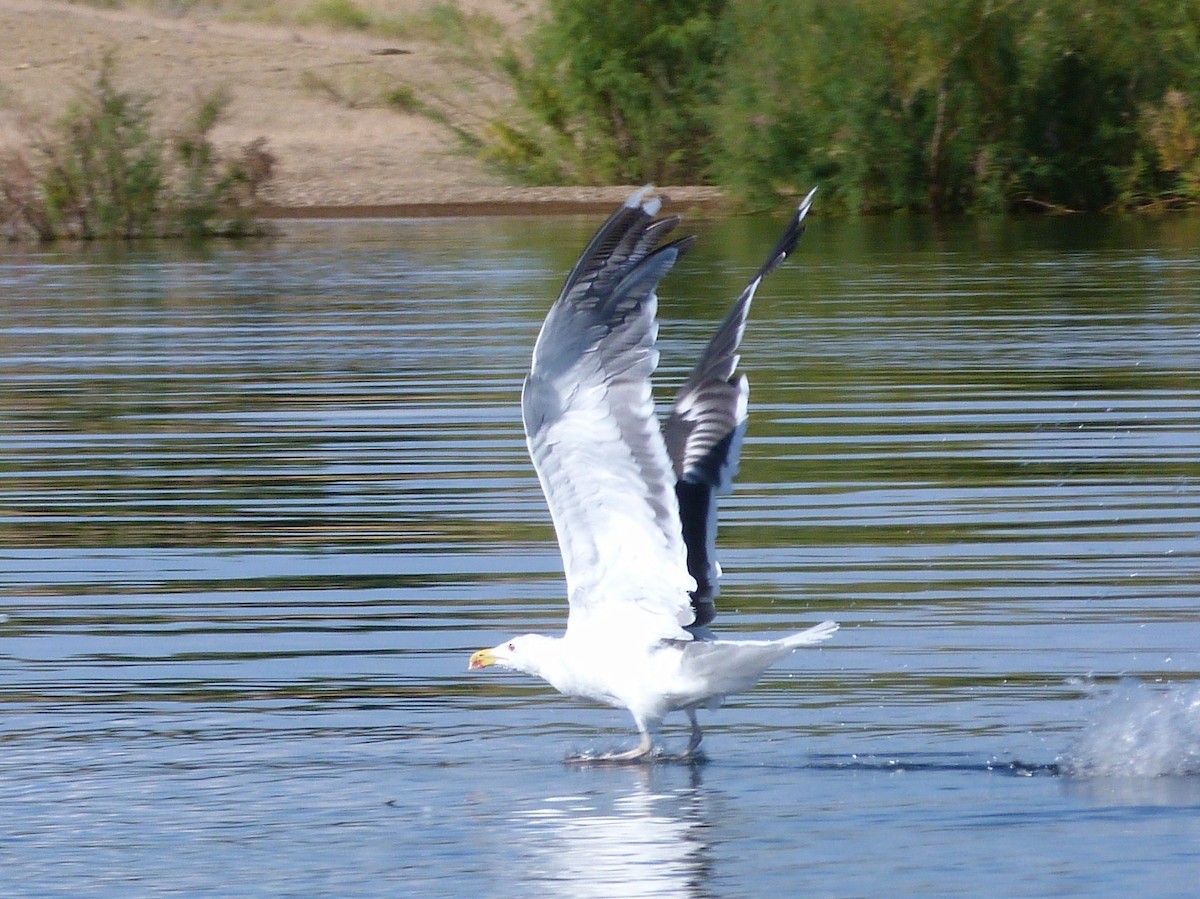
[469, 648, 497, 670]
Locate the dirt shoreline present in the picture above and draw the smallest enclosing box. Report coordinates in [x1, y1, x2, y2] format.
[261, 185, 728, 219]
[1, 0, 733, 218]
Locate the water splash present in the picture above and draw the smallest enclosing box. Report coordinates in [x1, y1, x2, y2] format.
[1060, 682, 1200, 778]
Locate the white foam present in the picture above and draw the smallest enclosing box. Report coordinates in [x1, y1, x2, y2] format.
[1060, 681, 1200, 778]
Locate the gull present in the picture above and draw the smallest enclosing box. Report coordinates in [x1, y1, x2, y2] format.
[470, 186, 834, 761]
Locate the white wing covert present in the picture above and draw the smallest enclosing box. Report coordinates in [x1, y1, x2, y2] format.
[522, 187, 698, 639]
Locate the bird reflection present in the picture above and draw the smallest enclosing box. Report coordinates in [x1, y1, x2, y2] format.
[513, 765, 713, 898]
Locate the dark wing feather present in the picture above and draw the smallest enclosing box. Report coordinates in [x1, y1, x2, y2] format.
[663, 188, 817, 625]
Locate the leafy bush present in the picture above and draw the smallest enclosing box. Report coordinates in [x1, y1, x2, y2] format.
[715, 0, 1200, 211]
[32, 59, 165, 239]
[494, 0, 726, 184]
[1137, 90, 1200, 205]
[171, 89, 276, 238]
[2, 56, 275, 241]
[495, 0, 1200, 212]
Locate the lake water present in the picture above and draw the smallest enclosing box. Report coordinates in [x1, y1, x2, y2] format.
[1, 210, 1199, 896]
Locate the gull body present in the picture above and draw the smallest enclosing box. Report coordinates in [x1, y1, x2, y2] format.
[470, 186, 834, 761]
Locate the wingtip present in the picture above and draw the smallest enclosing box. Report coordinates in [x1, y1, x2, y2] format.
[751, 184, 816, 282]
[797, 185, 818, 221]
[783, 185, 818, 251]
[625, 184, 662, 217]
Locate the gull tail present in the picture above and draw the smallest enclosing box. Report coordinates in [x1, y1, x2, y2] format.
[782, 620, 839, 648]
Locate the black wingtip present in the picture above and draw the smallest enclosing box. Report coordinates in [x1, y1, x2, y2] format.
[756, 186, 817, 282]
[555, 186, 666, 304]
[673, 233, 699, 259]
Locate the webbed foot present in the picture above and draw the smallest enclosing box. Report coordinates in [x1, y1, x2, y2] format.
[565, 732, 655, 765]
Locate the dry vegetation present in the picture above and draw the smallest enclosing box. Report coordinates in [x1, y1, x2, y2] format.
[0, 0, 551, 210]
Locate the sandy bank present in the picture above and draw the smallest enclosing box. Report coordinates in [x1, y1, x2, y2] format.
[0, 0, 727, 217]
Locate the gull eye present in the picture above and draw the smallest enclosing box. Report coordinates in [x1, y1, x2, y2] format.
[507, 642, 516, 652]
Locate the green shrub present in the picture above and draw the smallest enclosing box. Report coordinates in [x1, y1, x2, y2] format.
[494, 0, 1200, 212]
[170, 89, 276, 238]
[717, 0, 1200, 212]
[1, 56, 275, 241]
[36, 58, 165, 239]
[496, 0, 726, 184]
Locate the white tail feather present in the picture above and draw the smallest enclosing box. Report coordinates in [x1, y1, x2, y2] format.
[782, 620, 839, 648]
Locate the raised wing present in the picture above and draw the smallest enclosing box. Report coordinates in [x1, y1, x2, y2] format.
[663, 188, 817, 626]
[522, 187, 698, 640]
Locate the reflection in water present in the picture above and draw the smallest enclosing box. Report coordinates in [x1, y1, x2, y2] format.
[514, 767, 710, 898]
